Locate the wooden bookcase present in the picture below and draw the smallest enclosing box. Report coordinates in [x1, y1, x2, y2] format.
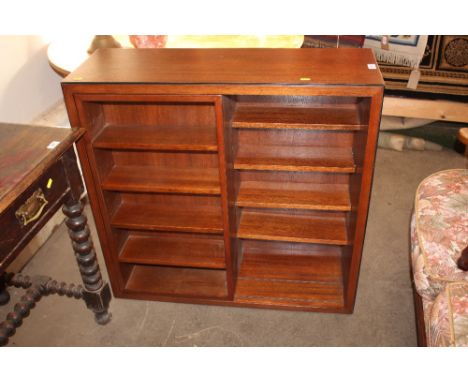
[62, 48, 384, 313]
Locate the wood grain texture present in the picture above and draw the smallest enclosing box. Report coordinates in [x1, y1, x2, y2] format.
[124, 265, 228, 299]
[213, 96, 236, 297]
[345, 90, 383, 310]
[237, 181, 351, 211]
[93, 124, 218, 152]
[101, 165, 221, 195]
[63, 48, 384, 86]
[111, 194, 223, 233]
[119, 232, 226, 269]
[234, 280, 344, 309]
[241, 240, 344, 257]
[237, 127, 354, 148]
[238, 253, 343, 282]
[69, 83, 383, 99]
[221, 96, 241, 291]
[233, 105, 366, 130]
[236, 250, 344, 308]
[237, 210, 349, 245]
[235, 145, 355, 173]
[239, 170, 350, 184]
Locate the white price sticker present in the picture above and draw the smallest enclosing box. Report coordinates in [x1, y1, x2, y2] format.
[367, 64, 377, 70]
[47, 141, 60, 149]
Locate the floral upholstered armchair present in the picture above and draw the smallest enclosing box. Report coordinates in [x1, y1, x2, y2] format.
[411, 169, 468, 346]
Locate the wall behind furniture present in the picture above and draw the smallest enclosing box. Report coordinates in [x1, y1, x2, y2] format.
[0, 35, 62, 123]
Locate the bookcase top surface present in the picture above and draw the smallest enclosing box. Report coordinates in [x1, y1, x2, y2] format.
[63, 48, 384, 87]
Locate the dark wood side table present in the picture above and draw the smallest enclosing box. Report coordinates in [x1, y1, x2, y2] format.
[0, 123, 111, 346]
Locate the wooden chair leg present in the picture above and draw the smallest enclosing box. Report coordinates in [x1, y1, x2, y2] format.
[0, 273, 10, 306]
[412, 285, 428, 347]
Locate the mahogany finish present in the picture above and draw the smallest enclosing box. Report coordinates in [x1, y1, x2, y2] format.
[232, 104, 366, 130]
[94, 124, 218, 152]
[235, 145, 356, 173]
[65, 48, 383, 86]
[101, 166, 221, 195]
[238, 210, 349, 245]
[237, 181, 351, 211]
[125, 265, 228, 299]
[110, 195, 223, 234]
[62, 48, 384, 313]
[119, 232, 226, 269]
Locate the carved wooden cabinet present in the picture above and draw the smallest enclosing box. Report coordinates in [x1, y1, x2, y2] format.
[62, 48, 384, 313]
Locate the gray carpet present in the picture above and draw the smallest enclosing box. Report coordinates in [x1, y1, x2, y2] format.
[1, 147, 466, 346]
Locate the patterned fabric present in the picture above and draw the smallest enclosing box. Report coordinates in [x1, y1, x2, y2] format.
[364, 35, 428, 67]
[428, 282, 468, 347]
[411, 169, 468, 300]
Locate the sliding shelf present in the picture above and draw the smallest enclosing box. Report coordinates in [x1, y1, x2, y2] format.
[93, 124, 218, 152]
[119, 232, 226, 269]
[237, 210, 350, 245]
[237, 181, 351, 211]
[232, 104, 366, 130]
[124, 264, 228, 299]
[101, 166, 220, 195]
[234, 145, 355, 173]
[111, 202, 223, 234]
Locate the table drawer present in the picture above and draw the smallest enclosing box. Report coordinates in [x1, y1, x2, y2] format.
[0, 160, 70, 268]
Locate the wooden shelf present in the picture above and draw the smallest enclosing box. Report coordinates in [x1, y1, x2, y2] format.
[125, 264, 228, 299]
[93, 124, 218, 152]
[235, 145, 355, 173]
[119, 232, 226, 269]
[237, 210, 350, 245]
[233, 104, 366, 130]
[235, 249, 344, 309]
[237, 181, 351, 211]
[101, 165, 220, 195]
[111, 202, 223, 234]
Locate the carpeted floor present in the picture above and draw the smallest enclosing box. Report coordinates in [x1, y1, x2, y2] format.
[1, 147, 466, 346]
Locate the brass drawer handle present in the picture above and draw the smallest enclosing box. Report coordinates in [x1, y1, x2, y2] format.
[15, 188, 48, 226]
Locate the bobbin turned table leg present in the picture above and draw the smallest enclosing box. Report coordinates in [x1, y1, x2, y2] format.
[62, 199, 111, 325]
[0, 273, 10, 306]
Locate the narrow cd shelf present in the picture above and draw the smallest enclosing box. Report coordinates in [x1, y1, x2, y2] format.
[233, 104, 366, 131]
[234, 145, 356, 173]
[237, 209, 350, 245]
[236, 181, 351, 211]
